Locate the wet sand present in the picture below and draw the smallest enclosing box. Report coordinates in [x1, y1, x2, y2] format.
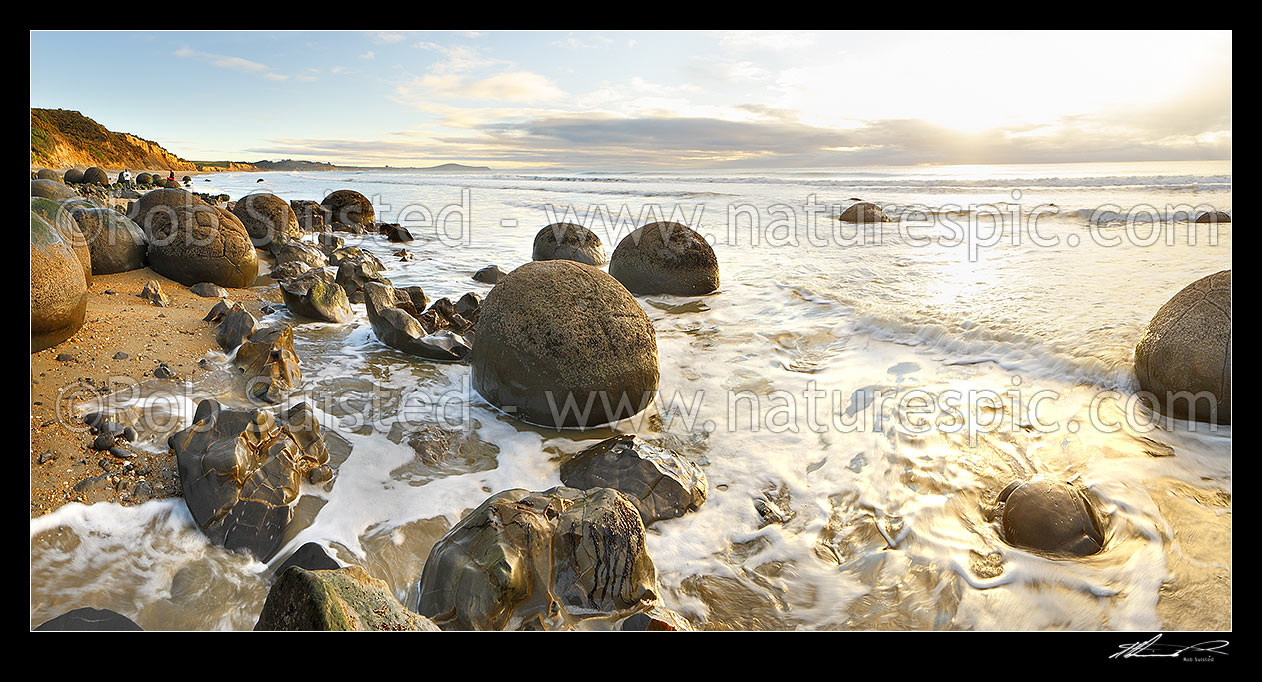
[29, 267, 276, 518]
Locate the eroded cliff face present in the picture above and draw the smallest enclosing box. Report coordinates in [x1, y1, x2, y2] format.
[30, 109, 205, 171]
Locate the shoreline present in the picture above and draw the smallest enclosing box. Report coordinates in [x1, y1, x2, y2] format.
[29, 266, 277, 519]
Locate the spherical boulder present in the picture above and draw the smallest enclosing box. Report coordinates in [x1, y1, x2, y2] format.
[838, 201, 888, 223]
[31, 212, 88, 353]
[532, 223, 607, 266]
[129, 187, 206, 236]
[1134, 270, 1231, 424]
[34, 607, 142, 631]
[136, 172, 153, 185]
[471, 260, 659, 428]
[232, 193, 301, 248]
[63, 168, 85, 184]
[608, 222, 719, 296]
[31, 197, 92, 285]
[68, 206, 147, 274]
[147, 204, 259, 288]
[31, 178, 76, 200]
[82, 166, 110, 185]
[996, 478, 1105, 556]
[35, 168, 61, 182]
[320, 189, 374, 226]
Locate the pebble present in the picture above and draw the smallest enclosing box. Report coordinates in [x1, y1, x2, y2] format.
[56, 353, 75, 362]
[92, 433, 116, 450]
[153, 364, 178, 380]
[103, 289, 118, 295]
[122, 426, 136, 442]
[38, 451, 56, 465]
[113, 351, 130, 360]
[108, 447, 133, 460]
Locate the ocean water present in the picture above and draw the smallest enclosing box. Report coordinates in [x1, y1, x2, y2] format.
[30, 160, 1232, 630]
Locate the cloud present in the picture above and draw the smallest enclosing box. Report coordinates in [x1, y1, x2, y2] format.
[551, 34, 614, 49]
[173, 45, 311, 83]
[396, 71, 566, 104]
[360, 51, 375, 59]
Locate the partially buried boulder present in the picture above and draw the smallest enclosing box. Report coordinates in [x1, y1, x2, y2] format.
[31, 178, 76, 200]
[34, 607, 143, 631]
[533, 222, 607, 266]
[837, 201, 888, 223]
[1134, 270, 1231, 425]
[1195, 210, 1231, 224]
[232, 193, 301, 248]
[169, 400, 331, 561]
[31, 212, 88, 352]
[256, 565, 439, 631]
[995, 478, 1105, 556]
[82, 166, 110, 185]
[63, 168, 85, 184]
[560, 434, 707, 525]
[609, 222, 719, 296]
[363, 282, 472, 361]
[473, 264, 507, 284]
[280, 269, 353, 323]
[471, 260, 659, 428]
[320, 189, 374, 226]
[35, 168, 61, 182]
[415, 486, 675, 630]
[147, 204, 259, 288]
[67, 206, 147, 274]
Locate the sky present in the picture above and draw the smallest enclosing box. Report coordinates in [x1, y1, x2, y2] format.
[30, 30, 1232, 170]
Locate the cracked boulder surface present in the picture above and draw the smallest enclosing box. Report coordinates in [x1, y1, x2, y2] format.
[994, 478, 1105, 556]
[320, 189, 375, 226]
[30, 211, 88, 352]
[31, 197, 92, 286]
[560, 434, 707, 525]
[234, 325, 302, 404]
[67, 205, 147, 274]
[415, 486, 682, 630]
[256, 564, 439, 631]
[169, 400, 331, 561]
[146, 203, 259, 288]
[471, 260, 659, 428]
[1134, 270, 1231, 424]
[281, 268, 353, 323]
[609, 222, 719, 296]
[363, 281, 472, 361]
[290, 199, 330, 231]
[232, 192, 301, 249]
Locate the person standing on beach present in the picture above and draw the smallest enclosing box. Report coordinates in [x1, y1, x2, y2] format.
[121, 170, 132, 188]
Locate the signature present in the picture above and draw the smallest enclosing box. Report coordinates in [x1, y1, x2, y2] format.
[1110, 634, 1229, 660]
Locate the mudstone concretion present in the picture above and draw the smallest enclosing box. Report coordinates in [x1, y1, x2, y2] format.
[532, 222, 607, 266]
[31, 178, 77, 200]
[35, 168, 61, 182]
[335, 258, 390, 304]
[473, 264, 507, 284]
[609, 222, 720, 296]
[256, 565, 440, 631]
[274, 242, 327, 270]
[234, 325, 302, 404]
[471, 260, 660, 428]
[275, 542, 340, 574]
[1134, 270, 1231, 424]
[31, 197, 93, 286]
[34, 607, 143, 631]
[363, 281, 472, 361]
[415, 486, 683, 630]
[281, 269, 354, 323]
[63, 168, 85, 184]
[31, 212, 88, 352]
[995, 478, 1105, 556]
[206, 300, 257, 352]
[270, 261, 311, 282]
[146, 204, 259, 288]
[837, 201, 888, 223]
[232, 193, 302, 248]
[320, 189, 374, 226]
[169, 399, 331, 561]
[68, 206, 147, 274]
[560, 434, 707, 525]
[1195, 210, 1231, 224]
[128, 187, 205, 236]
[291, 200, 330, 231]
[82, 166, 110, 185]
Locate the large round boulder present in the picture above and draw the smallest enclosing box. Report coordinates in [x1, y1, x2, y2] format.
[68, 206, 147, 274]
[63, 168, 85, 184]
[1195, 210, 1231, 224]
[1134, 270, 1231, 424]
[532, 223, 607, 266]
[129, 187, 206, 236]
[147, 204, 258, 288]
[232, 192, 301, 248]
[31, 178, 76, 200]
[608, 222, 719, 296]
[35, 168, 61, 182]
[31, 212, 88, 352]
[996, 478, 1105, 556]
[82, 166, 110, 185]
[320, 189, 374, 226]
[415, 486, 664, 630]
[31, 197, 92, 285]
[837, 201, 888, 223]
[135, 172, 153, 185]
[471, 260, 659, 428]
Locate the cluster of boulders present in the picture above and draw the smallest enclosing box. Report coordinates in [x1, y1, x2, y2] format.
[364, 283, 479, 361]
[204, 298, 303, 404]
